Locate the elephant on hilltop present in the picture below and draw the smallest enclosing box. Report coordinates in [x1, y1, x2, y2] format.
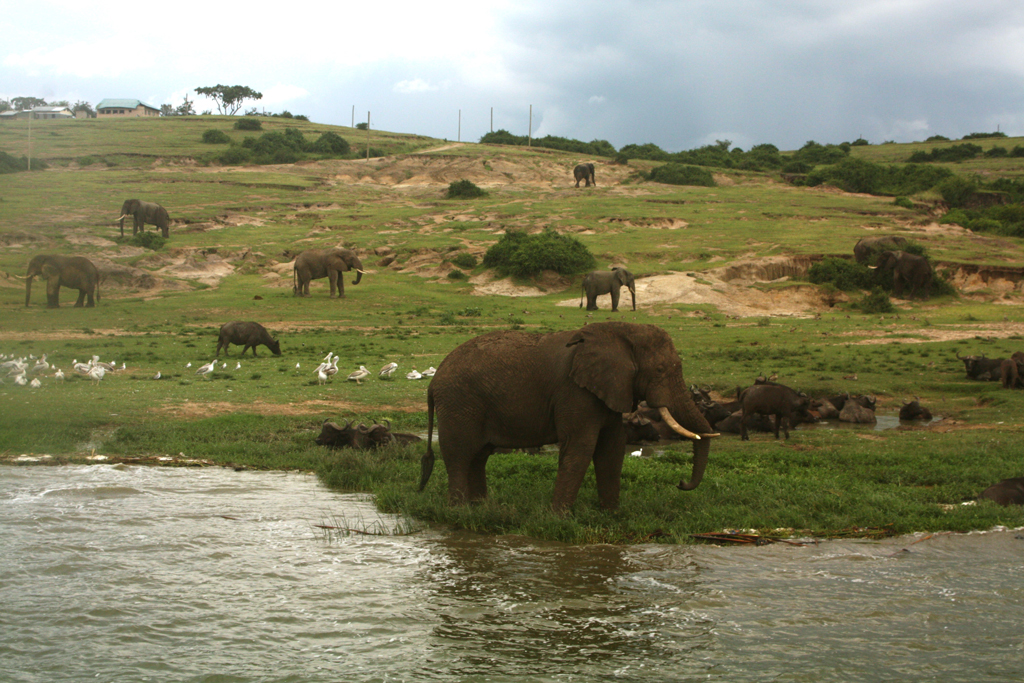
[292, 248, 364, 298]
[118, 199, 170, 238]
[580, 267, 635, 311]
[573, 163, 596, 187]
[21, 254, 100, 308]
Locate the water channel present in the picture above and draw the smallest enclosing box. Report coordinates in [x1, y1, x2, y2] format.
[2, 464, 1022, 682]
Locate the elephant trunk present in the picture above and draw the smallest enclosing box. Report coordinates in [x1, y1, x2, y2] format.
[630, 285, 636, 311]
[677, 437, 710, 491]
[352, 268, 363, 285]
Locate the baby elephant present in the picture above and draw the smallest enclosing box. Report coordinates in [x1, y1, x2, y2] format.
[216, 321, 282, 357]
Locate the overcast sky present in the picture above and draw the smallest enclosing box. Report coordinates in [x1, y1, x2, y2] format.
[4, 1, 1024, 152]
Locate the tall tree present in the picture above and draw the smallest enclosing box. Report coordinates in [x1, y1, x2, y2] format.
[12, 96, 47, 111]
[194, 85, 262, 116]
[73, 101, 95, 117]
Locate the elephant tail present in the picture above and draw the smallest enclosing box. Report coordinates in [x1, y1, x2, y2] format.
[418, 386, 436, 491]
[96, 275, 101, 303]
[579, 281, 585, 308]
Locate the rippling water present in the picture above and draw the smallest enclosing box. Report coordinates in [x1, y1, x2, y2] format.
[1, 465, 1022, 682]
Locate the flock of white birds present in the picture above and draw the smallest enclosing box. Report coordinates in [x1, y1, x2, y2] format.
[2, 350, 437, 389]
[1, 353, 124, 388]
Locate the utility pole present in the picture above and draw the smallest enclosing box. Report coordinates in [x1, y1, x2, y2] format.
[458, 109, 461, 143]
[528, 105, 532, 147]
[351, 105, 354, 128]
[366, 111, 371, 160]
[490, 107, 493, 133]
[27, 112, 32, 171]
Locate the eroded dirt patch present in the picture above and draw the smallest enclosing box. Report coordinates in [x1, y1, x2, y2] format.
[152, 399, 428, 419]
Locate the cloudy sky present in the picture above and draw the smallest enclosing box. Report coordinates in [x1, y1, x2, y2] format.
[4, 1, 1024, 152]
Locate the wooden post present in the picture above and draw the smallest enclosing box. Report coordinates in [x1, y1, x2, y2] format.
[366, 111, 371, 160]
[27, 113, 32, 171]
[458, 109, 461, 142]
[528, 105, 532, 147]
[351, 105, 354, 128]
[490, 107, 493, 132]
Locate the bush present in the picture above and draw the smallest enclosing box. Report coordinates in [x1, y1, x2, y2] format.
[857, 287, 895, 313]
[483, 229, 597, 278]
[446, 179, 486, 199]
[355, 122, 368, 130]
[217, 146, 253, 166]
[309, 131, 350, 155]
[808, 257, 874, 291]
[0, 151, 46, 173]
[201, 129, 231, 144]
[447, 269, 468, 280]
[450, 252, 478, 269]
[937, 175, 978, 208]
[805, 159, 951, 196]
[894, 196, 915, 209]
[233, 118, 262, 131]
[647, 163, 716, 187]
[127, 232, 166, 250]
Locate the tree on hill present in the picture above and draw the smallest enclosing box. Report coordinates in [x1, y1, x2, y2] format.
[195, 85, 263, 116]
[73, 101, 95, 117]
[11, 96, 47, 111]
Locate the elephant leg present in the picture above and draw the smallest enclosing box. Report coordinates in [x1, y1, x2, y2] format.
[46, 280, 61, 309]
[610, 287, 620, 312]
[592, 420, 626, 509]
[328, 271, 339, 298]
[466, 448, 494, 503]
[552, 429, 600, 512]
[740, 412, 750, 441]
[586, 291, 599, 311]
[75, 289, 87, 307]
[85, 288, 95, 307]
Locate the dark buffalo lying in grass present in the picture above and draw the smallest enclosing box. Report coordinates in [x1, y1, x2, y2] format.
[979, 477, 1024, 506]
[316, 419, 422, 450]
[956, 351, 1004, 381]
[899, 398, 932, 421]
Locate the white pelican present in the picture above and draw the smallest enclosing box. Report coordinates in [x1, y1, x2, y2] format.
[95, 359, 117, 372]
[325, 357, 339, 379]
[379, 362, 398, 379]
[317, 367, 328, 385]
[31, 355, 49, 374]
[29, 378, 41, 389]
[14, 374, 28, 386]
[73, 361, 93, 376]
[87, 365, 106, 382]
[347, 366, 370, 384]
[323, 351, 334, 363]
[195, 360, 216, 379]
[406, 369, 422, 380]
[422, 366, 436, 377]
[54, 369, 65, 382]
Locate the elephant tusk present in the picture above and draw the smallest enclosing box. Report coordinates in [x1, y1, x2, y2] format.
[116, 214, 129, 221]
[658, 406, 702, 440]
[355, 269, 366, 274]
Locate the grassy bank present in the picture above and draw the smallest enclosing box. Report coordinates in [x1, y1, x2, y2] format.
[3, 117, 1024, 542]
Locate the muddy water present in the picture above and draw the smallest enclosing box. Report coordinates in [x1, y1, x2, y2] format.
[2, 465, 1022, 683]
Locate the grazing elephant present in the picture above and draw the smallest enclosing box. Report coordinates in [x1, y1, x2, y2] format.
[22, 255, 100, 308]
[293, 248, 364, 298]
[118, 199, 170, 238]
[853, 235, 909, 264]
[580, 267, 636, 312]
[573, 163, 596, 187]
[216, 321, 281, 357]
[979, 477, 1024, 506]
[419, 322, 718, 512]
[874, 250, 932, 299]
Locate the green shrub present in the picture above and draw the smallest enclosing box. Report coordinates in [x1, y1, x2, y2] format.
[937, 175, 978, 208]
[447, 269, 468, 280]
[805, 159, 950, 195]
[483, 229, 597, 278]
[450, 252, 478, 269]
[0, 151, 47, 173]
[446, 179, 486, 199]
[127, 232, 166, 250]
[808, 257, 874, 291]
[201, 129, 231, 144]
[984, 146, 1009, 158]
[647, 163, 716, 187]
[894, 196, 914, 209]
[234, 118, 262, 131]
[857, 287, 895, 313]
[309, 131, 350, 155]
[355, 122, 368, 130]
[217, 146, 253, 166]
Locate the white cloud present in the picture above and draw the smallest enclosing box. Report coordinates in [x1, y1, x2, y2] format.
[261, 84, 310, 106]
[393, 79, 439, 94]
[588, 96, 606, 105]
[3, 42, 153, 79]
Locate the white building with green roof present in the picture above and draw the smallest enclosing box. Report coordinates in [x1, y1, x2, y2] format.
[97, 99, 160, 118]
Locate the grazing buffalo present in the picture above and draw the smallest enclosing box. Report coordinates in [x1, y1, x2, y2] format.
[216, 321, 281, 357]
[738, 383, 812, 440]
[956, 351, 1004, 381]
[979, 477, 1024, 506]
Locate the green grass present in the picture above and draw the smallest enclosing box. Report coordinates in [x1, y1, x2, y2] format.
[3, 121, 1024, 542]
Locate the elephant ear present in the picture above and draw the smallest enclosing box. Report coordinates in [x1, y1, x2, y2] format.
[568, 326, 636, 413]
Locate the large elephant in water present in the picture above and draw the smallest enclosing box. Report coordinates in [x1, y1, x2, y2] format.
[874, 250, 932, 299]
[118, 199, 170, 238]
[292, 248, 364, 298]
[419, 322, 717, 512]
[573, 163, 596, 187]
[580, 267, 635, 311]
[22, 254, 100, 308]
